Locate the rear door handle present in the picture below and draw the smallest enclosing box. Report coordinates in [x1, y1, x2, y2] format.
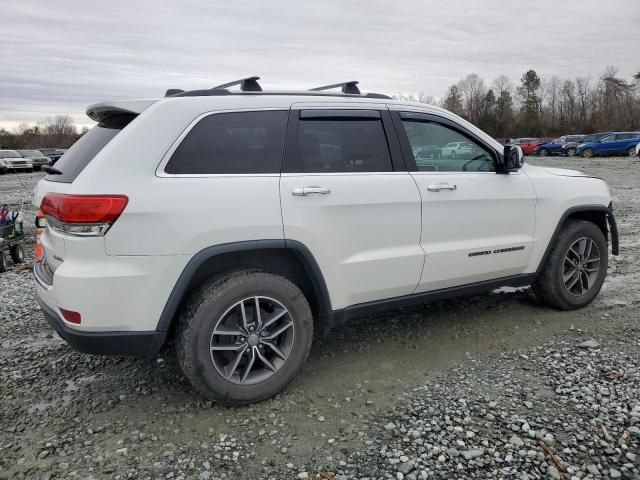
[427, 183, 457, 192]
[292, 186, 331, 196]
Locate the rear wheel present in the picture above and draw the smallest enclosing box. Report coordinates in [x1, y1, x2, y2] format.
[176, 270, 313, 405]
[566, 147, 577, 157]
[539, 148, 550, 157]
[0, 253, 8, 273]
[10, 244, 24, 264]
[534, 220, 607, 310]
[581, 148, 594, 158]
[628, 146, 637, 157]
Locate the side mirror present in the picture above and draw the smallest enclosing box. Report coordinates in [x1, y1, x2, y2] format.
[501, 145, 524, 172]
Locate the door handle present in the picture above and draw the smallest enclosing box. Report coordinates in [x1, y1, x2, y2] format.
[292, 186, 331, 196]
[426, 183, 457, 192]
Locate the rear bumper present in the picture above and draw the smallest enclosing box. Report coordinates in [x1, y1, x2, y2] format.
[36, 295, 165, 356]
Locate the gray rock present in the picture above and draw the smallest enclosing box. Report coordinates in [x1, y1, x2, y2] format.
[460, 449, 484, 461]
[577, 339, 600, 349]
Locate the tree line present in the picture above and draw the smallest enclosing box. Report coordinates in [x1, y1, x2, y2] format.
[395, 67, 640, 139]
[0, 115, 88, 150]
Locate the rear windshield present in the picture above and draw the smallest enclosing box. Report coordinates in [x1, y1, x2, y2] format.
[46, 113, 135, 183]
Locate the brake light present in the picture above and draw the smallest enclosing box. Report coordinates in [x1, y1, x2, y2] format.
[40, 194, 128, 237]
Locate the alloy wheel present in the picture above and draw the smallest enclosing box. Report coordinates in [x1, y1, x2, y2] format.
[563, 237, 600, 297]
[209, 296, 295, 385]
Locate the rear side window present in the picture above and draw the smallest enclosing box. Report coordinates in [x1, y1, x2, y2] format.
[293, 118, 392, 173]
[46, 113, 135, 183]
[165, 110, 288, 174]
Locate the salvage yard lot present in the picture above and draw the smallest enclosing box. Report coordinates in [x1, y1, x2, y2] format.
[1, 156, 639, 480]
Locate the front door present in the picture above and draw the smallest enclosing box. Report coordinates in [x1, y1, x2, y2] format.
[279, 107, 424, 310]
[392, 111, 537, 292]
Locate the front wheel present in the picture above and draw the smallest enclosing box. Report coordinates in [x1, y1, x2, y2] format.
[539, 148, 549, 157]
[581, 148, 594, 158]
[176, 270, 313, 405]
[533, 220, 607, 310]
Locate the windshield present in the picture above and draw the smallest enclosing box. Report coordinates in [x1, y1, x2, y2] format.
[19, 150, 42, 157]
[0, 150, 20, 158]
[580, 134, 606, 143]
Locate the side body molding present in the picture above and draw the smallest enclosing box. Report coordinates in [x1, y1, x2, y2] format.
[155, 239, 332, 333]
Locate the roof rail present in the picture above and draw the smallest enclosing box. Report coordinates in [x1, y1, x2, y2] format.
[211, 76, 262, 92]
[309, 81, 361, 95]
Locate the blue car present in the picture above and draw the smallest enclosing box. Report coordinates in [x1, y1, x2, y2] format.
[535, 134, 585, 156]
[577, 132, 640, 158]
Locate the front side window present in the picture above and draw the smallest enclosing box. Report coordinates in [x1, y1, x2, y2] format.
[600, 135, 615, 142]
[293, 118, 392, 173]
[165, 110, 288, 175]
[402, 120, 495, 172]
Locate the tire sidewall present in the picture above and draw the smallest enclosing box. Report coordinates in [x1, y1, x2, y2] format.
[551, 223, 608, 308]
[184, 273, 313, 404]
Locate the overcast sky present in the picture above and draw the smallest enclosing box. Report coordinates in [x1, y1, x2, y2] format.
[1, 0, 638, 129]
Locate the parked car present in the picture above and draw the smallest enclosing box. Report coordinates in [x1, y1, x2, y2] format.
[534, 135, 585, 156]
[577, 132, 640, 158]
[0, 150, 33, 172]
[33, 77, 618, 404]
[17, 150, 51, 170]
[441, 141, 472, 158]
[36, 148, 66, 164]
[636, 142, 640, 157]
[509, 138, 539, 155]
[562, 133, 610, 157]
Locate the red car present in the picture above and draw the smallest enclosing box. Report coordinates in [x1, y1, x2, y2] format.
[509, 138, 540, 156]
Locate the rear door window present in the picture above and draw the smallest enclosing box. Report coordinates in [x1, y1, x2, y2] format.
[165, 110, 288, 175]
[46, 113, 136, 183]
[289, 114, 393, 173]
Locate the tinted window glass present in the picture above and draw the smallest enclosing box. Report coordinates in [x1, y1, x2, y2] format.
[402, 120, 495, 172]
[600, 135, 615, 142]
[46, 114, 135, 183]
[166, 111, 288, 174]
[293, 118, 392, 173]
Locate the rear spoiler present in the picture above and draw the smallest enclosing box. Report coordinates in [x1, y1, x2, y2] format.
[86, 99, 157, 123]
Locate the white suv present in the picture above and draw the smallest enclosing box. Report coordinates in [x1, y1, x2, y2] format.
[33, 78, 619, 404]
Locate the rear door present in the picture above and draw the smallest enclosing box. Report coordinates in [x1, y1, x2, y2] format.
[279, 106, 423, 310]
[391, 110, 536, 292]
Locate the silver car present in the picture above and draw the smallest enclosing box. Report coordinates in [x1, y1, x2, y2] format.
[0, 150, 33, 173]
[18, 150, 51, 170]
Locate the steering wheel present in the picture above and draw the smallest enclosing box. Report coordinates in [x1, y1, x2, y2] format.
[462, 156, 493, 172]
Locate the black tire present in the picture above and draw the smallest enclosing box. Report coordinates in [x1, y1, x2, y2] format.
[176, 270, 313, 405]
[628, 146, 637, 157]
[581, 148, 594, 159]
[566, 147, 577, 157]
[533, 220, 608, 310]
[10, 244, 24, 264]
[539, 148, 549, 157]
[0, 253, 8, 273]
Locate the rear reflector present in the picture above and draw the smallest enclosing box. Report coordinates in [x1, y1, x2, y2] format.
[35, 209, 44, 261]
[41, 194, 128, 223]
[59, 308, 81, 324]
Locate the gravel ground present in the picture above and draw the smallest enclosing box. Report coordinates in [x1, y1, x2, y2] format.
[0, 157, 639, 480]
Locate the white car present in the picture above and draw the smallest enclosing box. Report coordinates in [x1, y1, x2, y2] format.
[441, 141, 473, 158]
[636, 142, 640, 157]
[33, 78, 619, 404]
[0, 150, 33, 173]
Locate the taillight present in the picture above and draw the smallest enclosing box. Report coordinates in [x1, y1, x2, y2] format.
[40, 194, 128, 237]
